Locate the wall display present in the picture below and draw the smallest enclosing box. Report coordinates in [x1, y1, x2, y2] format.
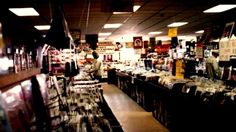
[229, 35, 236, 55]
[219, 22, 235, 61]
[133, 36, 143, 49]
[219, 38, 230, 61]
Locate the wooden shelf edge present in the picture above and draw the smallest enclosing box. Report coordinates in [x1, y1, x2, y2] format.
[0, 68, 41, 91]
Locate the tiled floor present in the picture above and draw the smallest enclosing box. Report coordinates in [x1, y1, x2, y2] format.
[102, 83, 169, 132]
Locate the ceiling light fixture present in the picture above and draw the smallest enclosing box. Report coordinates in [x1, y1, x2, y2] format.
[98, 38, 105, 41]
[133, 5, 141, 12]
[203, 4, 236, 13]
[9, 7, 39, 16]
[195, 30, 204, 33]
[34, 25, 50, 30]
[167, 22, 188, 27]
[104, 23, 122, 28]
[148, 31, 162, 35]
[99, 32, 111, 36]
[113, 12, 132, 15]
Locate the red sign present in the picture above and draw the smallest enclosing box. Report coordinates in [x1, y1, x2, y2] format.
[155, 44, 170, 53]
[133, 36, 143, 49]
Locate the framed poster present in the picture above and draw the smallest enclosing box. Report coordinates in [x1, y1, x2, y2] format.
[125, 42, 133, 48]
[133, 36, 143, 49]
[221, 22, 235, 39]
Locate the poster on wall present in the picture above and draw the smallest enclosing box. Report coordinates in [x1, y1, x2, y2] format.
[133, 36, 143, 49]
[97, 42, 115, 54]
[125, 42, 133, 48]
[221, 22, 235, 39]
[175, 59, 184, 79]
[229, 35, 236, 56]
[196, 43, 203, 58]
[219, 38, 230, 61]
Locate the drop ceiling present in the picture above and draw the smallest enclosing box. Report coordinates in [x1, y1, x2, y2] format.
[1, 0, 236, 42]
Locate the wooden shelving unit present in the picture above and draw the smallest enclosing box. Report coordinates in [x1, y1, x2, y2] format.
[0, 68, 41, 91]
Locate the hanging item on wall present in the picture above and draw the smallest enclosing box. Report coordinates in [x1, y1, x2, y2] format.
[125, 42, 133, 48]
[175, 59, 184, 79]
[196, 43, 203, 59]
[230, 35, 236, 55]
[133, 36, 143, 49]
[219, 37, 230, 61]
[168, 27, 177, 37]
[115, 42, 123, 51]
[221, 22, 235, 39]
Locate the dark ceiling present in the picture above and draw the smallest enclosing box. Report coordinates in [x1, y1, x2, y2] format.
[1, 0, 236, 47]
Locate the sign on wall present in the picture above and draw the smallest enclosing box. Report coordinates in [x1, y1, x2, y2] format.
[219, 38, 230, 61]
[133, 36, 143, 49]
[168, 28, 177, 37]
[196, 43, 203, 58]
[97, 42, 115, 54]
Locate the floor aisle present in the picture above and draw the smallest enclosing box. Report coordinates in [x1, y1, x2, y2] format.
[102, 83, 169, 132]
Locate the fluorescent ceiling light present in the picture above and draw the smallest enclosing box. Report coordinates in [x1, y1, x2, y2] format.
[168, 22, 188, 27]
[9, 7, 39, 16]
[148, 31, 162, 35]
[203, 4, 236, 13]
[113, 12, 132, 15]
[104, 23, 122, 28]
[133, 5, 141, 12]
[34, 25, 50, 30]
[195, 30, 204, 33]
[99, 32, 111, 36]
[98, 38, 105, 41]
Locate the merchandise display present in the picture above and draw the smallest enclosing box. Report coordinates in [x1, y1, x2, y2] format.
[43, 56, 122, 131]
[113, 66, 236, 131]
[1, 1, 236, 131]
